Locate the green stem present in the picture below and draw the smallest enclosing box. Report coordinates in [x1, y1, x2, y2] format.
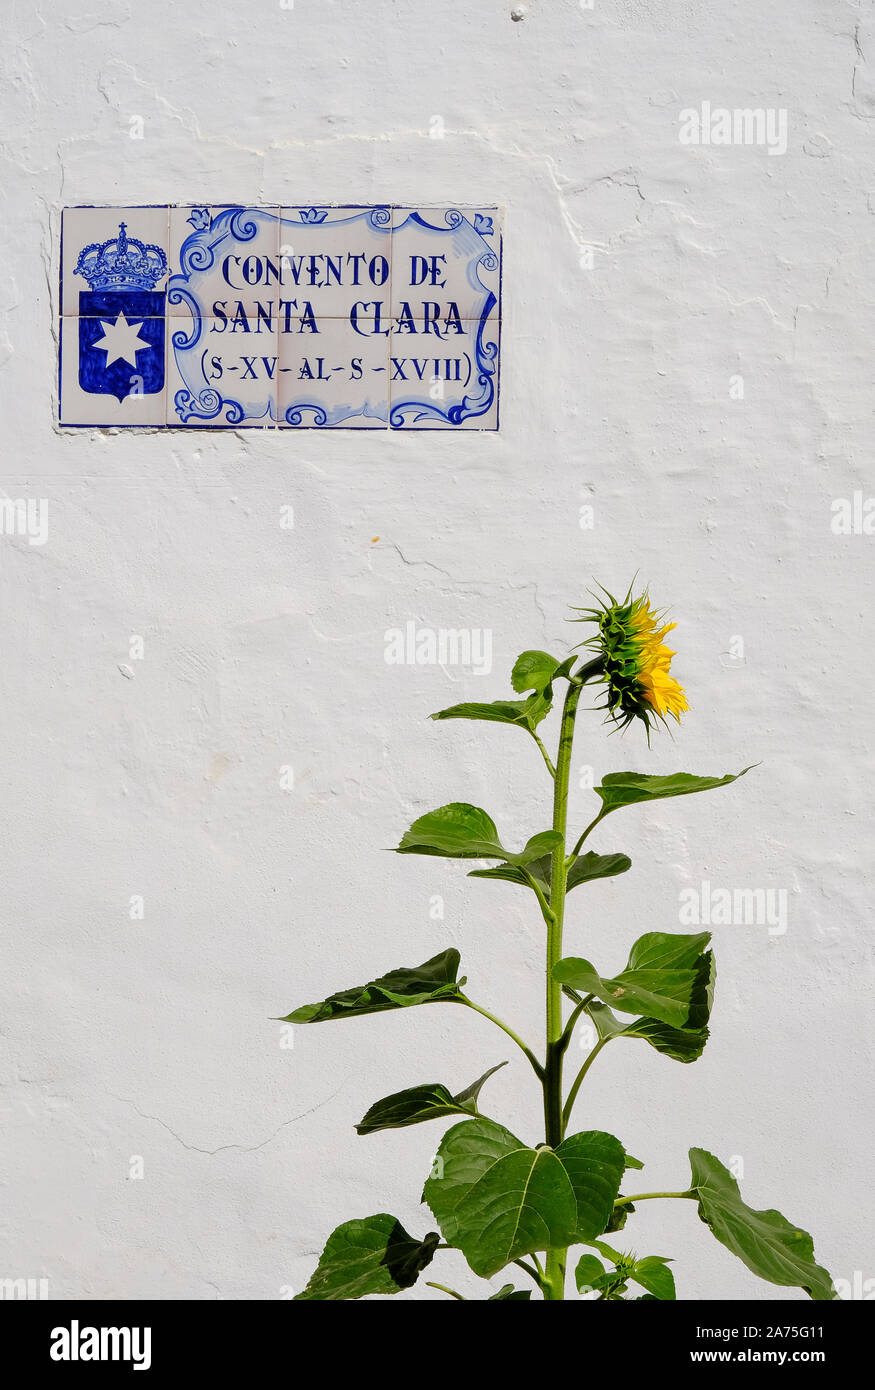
[569, 808, 606, 859]
[542, 679, 582, 1300]
[530, 732, 556, 779]
[514, 1258, 546, 1290]
[561, 1035, 609, 1133]
[613, 1190, 695, 1207]
[519, 866, 555, 927]
[459, 997, 545, 1080]
[543, 1248, 567, 1301]
[545, 682, 581, 1120]
[426, 1281, 466, 1300]
[558, 994, 594, 1051]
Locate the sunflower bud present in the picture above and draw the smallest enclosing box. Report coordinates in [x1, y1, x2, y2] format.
[573, 585, 689, 737]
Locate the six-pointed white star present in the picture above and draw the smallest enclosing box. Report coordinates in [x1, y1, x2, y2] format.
[91, 312, 151, 368]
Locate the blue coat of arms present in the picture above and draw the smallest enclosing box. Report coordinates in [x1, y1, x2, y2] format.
[74, 222, 167, 402]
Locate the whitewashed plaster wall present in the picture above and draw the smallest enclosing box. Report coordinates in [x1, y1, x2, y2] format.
[1, 0, 873, 1300]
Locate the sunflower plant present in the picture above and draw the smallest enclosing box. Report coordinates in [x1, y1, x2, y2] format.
[283, 586, 834, 1301]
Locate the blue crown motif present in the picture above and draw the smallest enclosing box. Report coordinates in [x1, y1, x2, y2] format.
[74, 221, 168, 291]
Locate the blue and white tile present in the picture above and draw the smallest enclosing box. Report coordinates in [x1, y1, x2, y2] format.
[278, 206, 392, 321]
[388, 207, 502, 322]
[165, 317, 277, 427]
[167, 206, 280, 319]
[278, 318, 389, 428]
[61, 206, 169, 316]
[59, 316, 166, 427]
[389, 316, 500, 430]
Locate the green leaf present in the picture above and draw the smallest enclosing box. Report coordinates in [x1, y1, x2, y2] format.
[454, 1061, 508, 1108]
[554, 932, 713, 1030]
[431, 649, 573, 734]
[394, 803, 561, 867]
[567, 851, 633, 891]
[516, 831, 565, 863]
[587, 1238, 624, 1261]
[511, 650, 561, 694]
[574, 1254, 607, 1293]
[605, 1201, 634, 1233]
[689, 1149, 836, 1301]
[469, 849, 630, 896]
[595, 767, 754, 815]
[559, 1130, 631, 1239]
[294, 1215, 440, 1300]
[281, 948, 464, 1024]
[633, 1256, 676, 1300]
[587, 966, 714, 1063]
[577, 1247, 676, 1300]
[468, 861, 549, 890]
[355, 1063, 507, 1135]
[621, 1015, 711, 1062]
[431, 696, 551, 734]
[423, 1119, 625, 1278]
[425, 1122, 570, 1277]
[488, 1284, 532, 1300]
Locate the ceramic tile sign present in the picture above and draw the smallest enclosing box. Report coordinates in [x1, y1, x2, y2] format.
[58, 205, 502, 429]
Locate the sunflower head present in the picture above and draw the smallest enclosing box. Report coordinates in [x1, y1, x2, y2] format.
[573, 584, 689, 737]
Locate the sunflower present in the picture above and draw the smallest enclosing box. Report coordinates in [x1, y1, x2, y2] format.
[573, 585, 689, 736]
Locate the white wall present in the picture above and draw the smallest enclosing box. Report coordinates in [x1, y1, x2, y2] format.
[1, 0, 872, 1300]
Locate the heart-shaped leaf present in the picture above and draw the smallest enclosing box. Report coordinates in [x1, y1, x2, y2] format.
[355, 1062, 507, 1135]
[294, 1214, 440, 1300]
[554, 932, 713, 1030]
[394, 803, 561, 867]
[689, 1149, 835, 1301]
[488, 1284, 532, 1300]
[423, 1118, 625, 1278]
[281, 948, 464, 1024]
[558, 1130, 630, 1239]
[595, 768, 754, 815]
